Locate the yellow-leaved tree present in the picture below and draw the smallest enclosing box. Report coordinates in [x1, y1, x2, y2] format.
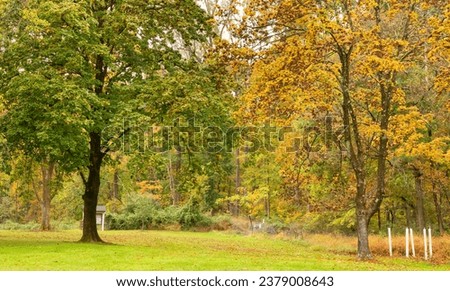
[228, 0, 447, 259]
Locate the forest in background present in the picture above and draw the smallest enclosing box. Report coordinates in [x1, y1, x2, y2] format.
[0, 0, 449, 259]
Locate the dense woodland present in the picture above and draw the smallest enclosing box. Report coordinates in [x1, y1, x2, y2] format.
[0, 0, 449, 259]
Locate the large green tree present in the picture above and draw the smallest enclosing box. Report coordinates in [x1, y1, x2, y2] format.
[0, 0, 213, 242]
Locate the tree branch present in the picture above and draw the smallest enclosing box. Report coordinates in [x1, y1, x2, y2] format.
[101, 127, 131, 157]
[79, 169, 87, 186]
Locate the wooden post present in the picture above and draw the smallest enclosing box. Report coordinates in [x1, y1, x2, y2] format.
[409, 228, 415, 257]
[388, 228, 393, 257]
[101, 212, 106, 231]
[405, 228, 409, 257]
[423, 228, 428, 260]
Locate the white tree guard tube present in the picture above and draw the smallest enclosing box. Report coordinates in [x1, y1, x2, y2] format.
[405, 228, 409, 257]
[423, 228, 428, 260]
[409, 228, 415, 257]
[388, 228, 393, 257]
[428, 227, 433, 259]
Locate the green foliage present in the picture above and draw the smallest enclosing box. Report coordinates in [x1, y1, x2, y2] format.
[330, 209, 356, 233]
[177, 202, 212, 229]
[51, 177, 84, 221]
[0, 0, 216, 166]
[107, 194, 212, 230]
[108, 195, 167, 230]
[0, 196, 12, 223]
[296, 211, 356, 235]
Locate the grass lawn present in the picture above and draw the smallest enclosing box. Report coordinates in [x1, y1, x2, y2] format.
[0, 230, 448, 270]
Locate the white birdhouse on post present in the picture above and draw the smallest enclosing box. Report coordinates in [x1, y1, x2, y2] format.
[96, 205, 107, 231]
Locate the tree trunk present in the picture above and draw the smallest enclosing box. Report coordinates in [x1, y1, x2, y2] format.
[371, 131, 388, 219]
[413, 168, 425, 230]
[377, 208, 381, 231]
[233, 147, 241, 216]
[266, 176, 271, 218]
[167, 157, 179, 206]
[41, 195, 51, 231]
[108, 169, 119, 200]
[40, 162, 55, 231]
[386, 209, 394, 228]
[80, 132, 104, 243]
[338, 43, 374, 259]
[356, 212, 371, 259]
[227, 178, 233, 214]
[355, 176, 372, 259]
[405, 204, 411, 228]
[432, 183, 444, 235]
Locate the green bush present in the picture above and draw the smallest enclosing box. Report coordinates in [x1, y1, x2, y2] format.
[297, 212, 334, 234]
[107, 196, 212, 230]
[295, 211, 357, 235]
[177, 203, 211, 229]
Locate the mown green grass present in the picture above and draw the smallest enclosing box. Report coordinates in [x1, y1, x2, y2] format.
[0, 230, 447, 270]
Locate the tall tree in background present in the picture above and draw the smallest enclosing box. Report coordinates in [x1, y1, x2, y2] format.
[0, 0, 213, 242]
[230, 0, 445, 258]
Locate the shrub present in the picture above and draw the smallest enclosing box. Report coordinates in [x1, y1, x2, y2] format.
[107, 196, 161, 230]
[177, 203, 212, 230]
[107, 196, 212, 230]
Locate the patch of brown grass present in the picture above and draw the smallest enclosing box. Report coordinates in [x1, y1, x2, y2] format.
[370, 234, 450, 264]
[303, 233, 356, 254]
[297, 233, 449, 264]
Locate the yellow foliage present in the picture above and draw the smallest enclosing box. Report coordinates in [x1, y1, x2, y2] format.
[136, 180, 163, 195]
[227, 0, 449, 230]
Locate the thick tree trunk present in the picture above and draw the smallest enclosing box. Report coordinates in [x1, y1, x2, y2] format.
[355, 177, 372, 259]
[413, 168, 425, 230]
[41, 183, 52, 231]
[80, 132, 104, 243]
[80, 49, 107, 242]
[40, 201, 51, 231]
[40, 162, 55, 231]
[356, 212, 371, 259]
